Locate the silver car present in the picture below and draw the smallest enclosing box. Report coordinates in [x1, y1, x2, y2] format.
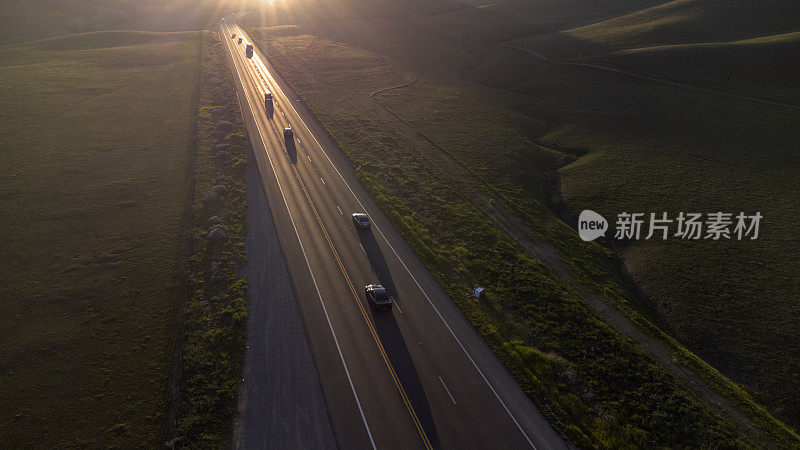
[352, 213, 371, 229]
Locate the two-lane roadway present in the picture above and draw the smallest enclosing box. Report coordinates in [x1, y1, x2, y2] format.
[220, 17, 564, 450]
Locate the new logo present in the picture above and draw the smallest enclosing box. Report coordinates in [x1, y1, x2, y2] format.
[578, 210, 608, 241]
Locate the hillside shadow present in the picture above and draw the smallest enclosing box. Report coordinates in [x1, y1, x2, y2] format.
[358, 230, 440, 447]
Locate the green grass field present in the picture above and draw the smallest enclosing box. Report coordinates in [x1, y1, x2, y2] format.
[247, 23, 798, 446]
[0, 0, 259, 45]
[0, 30, 199, 446]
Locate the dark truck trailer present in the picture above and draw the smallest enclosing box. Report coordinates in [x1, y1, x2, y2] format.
[246, 44, 254, 58]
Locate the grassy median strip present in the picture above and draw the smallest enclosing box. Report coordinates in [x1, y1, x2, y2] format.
[172, 30, 248, 446]
[246, 28, 799, 447]
[0, 30, 199, 447]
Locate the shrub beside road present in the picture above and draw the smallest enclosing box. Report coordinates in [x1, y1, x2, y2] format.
[173, 30, 249, 447]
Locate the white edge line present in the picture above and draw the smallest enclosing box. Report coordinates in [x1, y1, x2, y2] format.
[439, 376, 457, 405]
[241, 24, 538, 449]
[222, 21, 377, 450]
[393, 300, 403, 315]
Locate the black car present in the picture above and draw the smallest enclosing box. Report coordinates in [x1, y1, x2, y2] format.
[283, 127, 294, 139]
[364, 284, 392, 311]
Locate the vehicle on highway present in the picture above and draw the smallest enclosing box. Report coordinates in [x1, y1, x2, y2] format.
[364, 284, 392, 311]
[246, 44, 254, 58]
[352, 213, 371, 229]
[238, 37, 243, 44]
[231, 33, 236, 39]
[283, 127, 293, 139]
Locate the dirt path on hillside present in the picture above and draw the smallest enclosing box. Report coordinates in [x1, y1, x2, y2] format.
[476, 196, 754, 431]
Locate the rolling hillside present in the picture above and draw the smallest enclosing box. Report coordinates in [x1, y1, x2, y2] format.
[514, 0, 800, 429]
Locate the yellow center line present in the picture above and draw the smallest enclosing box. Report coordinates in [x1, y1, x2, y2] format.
[290, 161, 433, 450]
[252, 72, 433, 449]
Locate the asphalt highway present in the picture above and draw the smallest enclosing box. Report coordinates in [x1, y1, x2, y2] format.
[219, 17, 565, 450]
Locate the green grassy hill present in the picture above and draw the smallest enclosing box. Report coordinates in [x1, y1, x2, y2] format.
[512, 59, 800, 429]
[518, 0, 800, 103]
[244, 0, 800, 442]
[508, 0, 800, 430]
[592, 32, 800, 103]
[561, 0, 800, 50]
[0, 30, 199, 447]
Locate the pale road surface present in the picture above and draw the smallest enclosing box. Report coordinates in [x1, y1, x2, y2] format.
[220, 17, 566, 450]
[232, 144, 337, 449]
